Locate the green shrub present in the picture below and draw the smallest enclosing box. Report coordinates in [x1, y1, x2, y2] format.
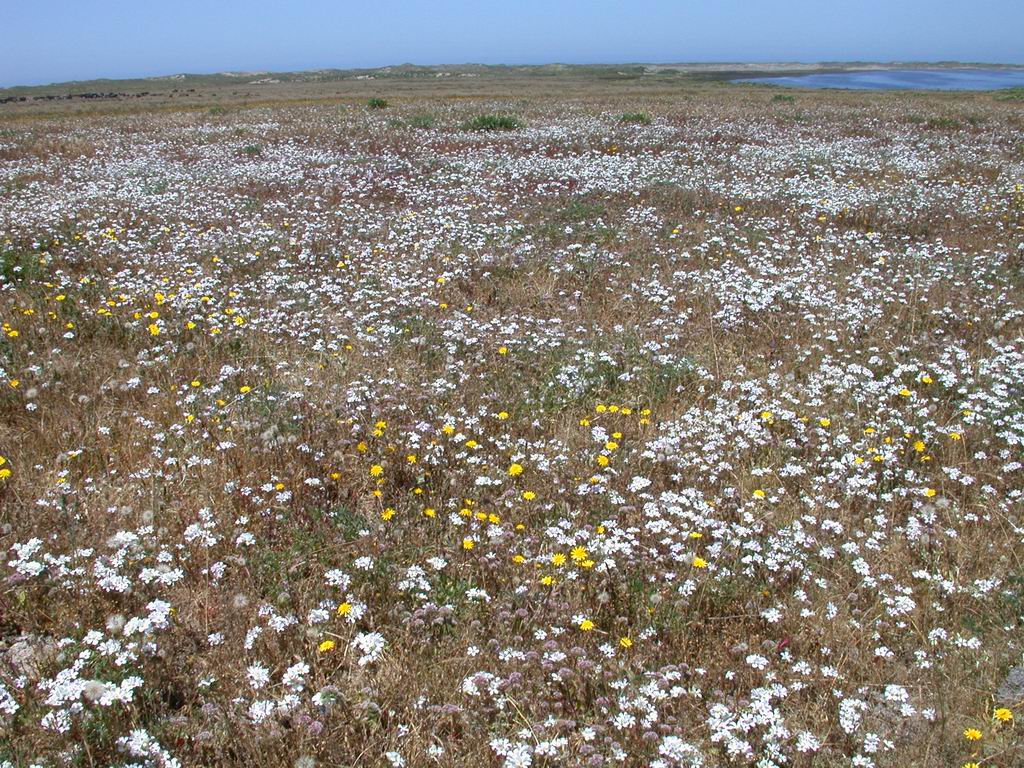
[925, 116, 960, 130]
[462, 114, 522, 131]
[995, 88, 1024, 102]
[771, 94, 795, 103]
[408, 114, 437, 129]
[367, 97, 389, 109]
[619, 111, 652, 124]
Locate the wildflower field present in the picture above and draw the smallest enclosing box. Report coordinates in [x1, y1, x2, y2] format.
[1, 76, 1023, 767]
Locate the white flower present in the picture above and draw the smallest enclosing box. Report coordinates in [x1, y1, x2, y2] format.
[352, 632, 386, 666]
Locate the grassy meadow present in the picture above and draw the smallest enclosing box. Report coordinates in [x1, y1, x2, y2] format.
[1, 69, 1023, 767]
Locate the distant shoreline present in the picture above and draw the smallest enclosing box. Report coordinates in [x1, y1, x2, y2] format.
[4, 60, 1024, 93]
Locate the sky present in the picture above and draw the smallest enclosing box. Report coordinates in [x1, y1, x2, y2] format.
[3, 0, 1023, 87]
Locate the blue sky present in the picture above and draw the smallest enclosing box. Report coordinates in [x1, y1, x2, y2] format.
[3, 0, 1022, 87]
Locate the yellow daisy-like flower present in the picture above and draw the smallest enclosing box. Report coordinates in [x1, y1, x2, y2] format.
[369, 464, 384, 477]
[522, 491, 536, 501]
[578, 619, 595, 631]
[336, 602, 352, 616]
[462, 537, 475, 550]
[963, 728, 982, 741]
[692, 556, 708, 568]
[993, 707, 1013, 722]
[508, 463, 523, 477]
[318, 640, 336, 653]
[752, 489, 765, 499]
[818, 417, 831, 428]
[619, 637, 633, 648]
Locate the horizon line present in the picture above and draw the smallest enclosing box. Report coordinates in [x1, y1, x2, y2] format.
[5, 58, 1024, 91]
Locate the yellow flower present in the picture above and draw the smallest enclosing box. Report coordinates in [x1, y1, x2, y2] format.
[522, 491, 536, 501]
[369, 464, 384, 477]
[752, 489, 765, 499]
[913, 440, 925, 452]
[571, 546, 588, 562]
[923, 488, 937, 498]
[692, 557, 708, 568]
[318, 640, 336, 653]
[963, 728, 982, 741]
[148, 323, 161, 336]
[462, 537, 475, 550]
[381, 507, 395, 521]
[498, 346, 508, 355]
[579, 619, 595, 631]
[424, 507, 436, 518]
[899, 388, 912, 397]
[239, 385, 252, 394]
[336, 602, 352, 616]
[508, 463, 523, 477]
[619, 636, 633, 649]
[994, 707, 1013, 722]
[497, 411, 509, 420]
[551, 553, 567, 566]
[818, 417, 831, 428]
[596, 455, 609, 467]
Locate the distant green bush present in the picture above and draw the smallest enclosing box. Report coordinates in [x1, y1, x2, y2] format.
[407, 114, 437, 129]
[462, 114, 522, 131]
[771, 94, 795, 103]
[242, 144, 262, 156]
[619, 111, 652, 124]
[367, 98, 389, 109]
[995, 88, 1024, 101]
[925, 116, 960, 130]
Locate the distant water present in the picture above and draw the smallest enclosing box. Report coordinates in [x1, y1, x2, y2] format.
[734, 68, 1024, 91]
